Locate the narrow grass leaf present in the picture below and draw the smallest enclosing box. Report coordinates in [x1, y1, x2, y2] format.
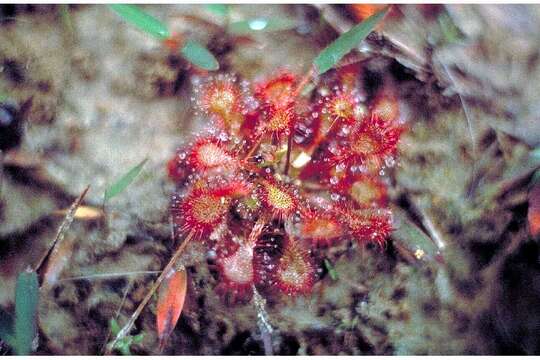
[156, 268, 187, 351]
[313, 7, 388, 75]
[14, 269, 39, 355]
[205, 4, 229, 17]
[109, 318, 121, 336]
[323, 259, 338, 281]
[109, 4, 170, 40]
[180, 40, 219, 71]
[104, 159, 148, 201]
[59, 5, 74, 38]
[228, 17, 296, 35]
[437, 12, 465, 45]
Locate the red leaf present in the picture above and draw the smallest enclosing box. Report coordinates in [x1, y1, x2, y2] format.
[156, 267, 187, 351]
[528, 182, 540, 239]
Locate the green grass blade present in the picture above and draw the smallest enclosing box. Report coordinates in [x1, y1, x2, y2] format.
[14, 270, 39, 355]
[104, 158, 148, 202]
[109, 4, 170, 40]
[313, 7, 388, 75]
[205, 4, 229, 17]
[438, 12, 465, 45]
[180, 40, 219, 71]
[228, 17, 296, 35]
[59, 5, 74, 36]
[323, 259, 338, 281]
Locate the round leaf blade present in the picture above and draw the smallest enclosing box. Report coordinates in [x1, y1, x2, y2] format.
[180, 40, 219, 71]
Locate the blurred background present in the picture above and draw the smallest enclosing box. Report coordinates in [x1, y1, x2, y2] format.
[0, 4, 539, 355]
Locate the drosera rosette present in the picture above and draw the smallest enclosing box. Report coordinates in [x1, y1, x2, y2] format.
[107, 6, 400, 352]
[167, 62, 406, 305]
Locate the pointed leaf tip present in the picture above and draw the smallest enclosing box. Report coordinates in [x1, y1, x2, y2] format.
[104, 158, 148, 201]
[313, 7, 388, 75]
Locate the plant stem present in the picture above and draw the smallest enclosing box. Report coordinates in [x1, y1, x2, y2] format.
[283, 67, 316, 175]
[284, 131, 293, 175]
[105, 230, 194, 354]
[243, 136, 263, 161]
[253, 286, 273, 355]
[58, 271, 161, 282]
[35, 185, 90, 273]
[293, 66, 315, 98]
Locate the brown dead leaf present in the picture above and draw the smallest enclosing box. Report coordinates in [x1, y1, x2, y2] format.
[52, 206, 104, 220]
[42, 234, 75, 289]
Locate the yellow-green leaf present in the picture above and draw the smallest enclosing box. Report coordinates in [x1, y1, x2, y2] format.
[110, 4, 170, 40]
[104, 158, 148, 201]
[323, 259, 338, 281]
[180, 40, 219, 71]
[313, 7, 388, 75]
